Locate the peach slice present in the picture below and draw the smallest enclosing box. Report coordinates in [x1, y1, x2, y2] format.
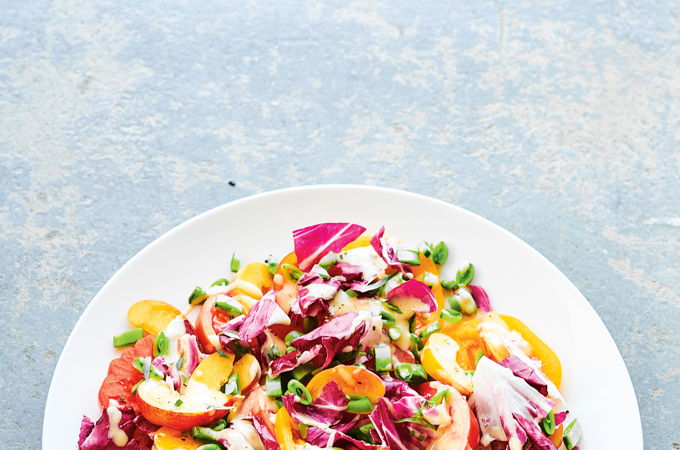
[153, 426, 202, 450]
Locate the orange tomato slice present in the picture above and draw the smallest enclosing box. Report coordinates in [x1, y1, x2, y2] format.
[127, 300, 181, 335]
[189, 352, 235, 391]
[154, 427, 202, 450]
[500, 314, 562, 387]
[342, 235, 372, 251]
[274, 407, 297, 450]
[306, 365, 385, 403]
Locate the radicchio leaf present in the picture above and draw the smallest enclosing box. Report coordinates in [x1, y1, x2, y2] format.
[270, 312, 367, 376]
[471, 357, 554, 450]
[499, 355, 548, 396]
[327, 261, 364, 282]
[370, 226, 412, 274]
[513, 413, 558, 450]
[216, 314, 247, 348]
[282, 381, 349, 428]
[291, 269, 342, 317]
[293, 222, 366, 271]
[78, 402, 157, 450]
[238, 292, 290, 343]
[251, 415, 280, 450]
[385, 279, 437, 313]
[468, 284, 492, 312]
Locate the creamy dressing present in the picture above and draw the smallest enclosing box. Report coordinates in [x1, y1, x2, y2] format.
[329, 291, 383, 316]
[105, 400, 128, 447]
[339, 245, 387, 281]
[225, 279, 263, 299]
[303, 283, 338, 300]
[163, 316, 188, 366]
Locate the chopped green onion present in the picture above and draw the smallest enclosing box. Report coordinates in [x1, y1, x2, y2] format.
[316, 267, 331, 279]
[394, 363, 429, 384]
[431, 241, 449, 264]
[196, 445, 221, 450]
[563, 418, 580, 450]
[222, 373, 241, 395]
[374, 344, 392, 372]
[319, 251, 338, 269]
[211, 419, 227, 431]
[475, 350, 485, 365]
[446, 297, 462, 312]
[188, 286, 208, 305]
[153, 332, 170, 357]
[211, 278, 229, 287]
[541, 410, 556, 435]
[388, 327, 402, 341]
[174, 399, 183, 408]
[265, 256, 278, 275]
[286, 346, 297, 354]
[267, 345, 282, 360]
[302, 317, 317, 333]
[346, 395, 374, 414]
[112, 328, 144, 348]
[440, 279, 458, 290]
[345, 289, 358, 298]
[230, 253, 240, 272]
[421, 271, 439, 287]
[384, 302, 403, 314]
[191, 426, 222, 443]
[286, 379, 312, 405]
[265, 376, 283, 397]
[281, 263, 302, 281]
[455, 263, 475, 286]
[397, 249, 421, 265]
[292, 363, 315, 382]
[458, 290, 478, 315]
[285, 330, 303, 345]
[410, 334, 424, 359]
[427, 388, 450, 406]
[440, 308, 463, 324]
[215, 299, 243, 316]
[418, 321, 441, 340]
[380, 310, 396, 325]
[130, 379, 143, 395]
[420, 242, 433, 258]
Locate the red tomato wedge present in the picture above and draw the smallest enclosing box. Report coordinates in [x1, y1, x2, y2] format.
[98, 334, 155, 411]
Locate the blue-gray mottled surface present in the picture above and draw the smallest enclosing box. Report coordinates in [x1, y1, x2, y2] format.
[0, 0, 678, 448]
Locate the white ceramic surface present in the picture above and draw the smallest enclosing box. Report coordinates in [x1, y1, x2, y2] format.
[43, 185, 642, 449]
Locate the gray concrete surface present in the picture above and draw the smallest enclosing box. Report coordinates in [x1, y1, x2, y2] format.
[1, 0, 678, 448]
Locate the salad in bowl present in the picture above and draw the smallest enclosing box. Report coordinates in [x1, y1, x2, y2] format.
[77, 222, 582, 450]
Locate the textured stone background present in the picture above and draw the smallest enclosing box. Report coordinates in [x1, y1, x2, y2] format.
[0, 0, 678, 448]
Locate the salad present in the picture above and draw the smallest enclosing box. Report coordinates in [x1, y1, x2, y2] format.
[78, 222, 583, 450]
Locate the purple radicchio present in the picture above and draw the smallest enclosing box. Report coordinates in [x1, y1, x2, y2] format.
[216, 314, 247, 348]
[370, 226, 413, 274]
[366, 379, 437, 450]
[291, 268, 342, 317]
[385, 279, 437, 313]
[78, 401, 158, 450]
[151, 357, 181, 391]
[238, 291, 290, 343]
[282, 381, 349, 428]
[499, 355, 549, 396]
[251, 415, 281, 450]
[327, 261, 364, 283]
[305, 421, 387, 449]
[293, 222, 366, 271]
[468, 284, 492, 312]
[269, 312, 367, 376]
[512, 413, 558, 450]
[471, 357, 554, 450]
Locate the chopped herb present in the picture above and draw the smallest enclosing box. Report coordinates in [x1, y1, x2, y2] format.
[216, 348, 228, 358]
[541, 410, 556, 435]
[153, 332, 170, 357]
[188, 286, 207, 305]
[426, 388, 450, 406]
[265, 256, 278, 275]
[431, 241, 449, 264]
[174, 399, 183, 408]
[440, 279, 458, 290]
[446, 297, 462, 312]
[455, 263, 475, 286]
[384, 302, 403, 314]
[380, 310, 396, 324]
[281, 263, 302, 282]
[112, 328, 144, 348]
[230, 253, 240, 273]
[440, 308, 463, 324]
[215, 299, 243, 316]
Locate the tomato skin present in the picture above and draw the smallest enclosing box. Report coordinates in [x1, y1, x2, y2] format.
[467, 407, 480, 449]
[98, 334, 154, 411]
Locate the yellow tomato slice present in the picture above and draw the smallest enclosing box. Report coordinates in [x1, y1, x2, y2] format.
[231, 353, 261, 393]
[500, 314, 562, 387]
[153, 427, 202, 450]
[305, 365, 385, 403]
[440, 316, 487, 370]
[274, 407, 297, 450]
[421, 332, 473, 395]
[189, 352, 235, 391]
[342, 235, 372, 251]
[234, 262, 273, 294]
[127, 300, 181, 335]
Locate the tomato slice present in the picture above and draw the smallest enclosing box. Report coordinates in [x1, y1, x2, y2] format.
[98, 334, 155, 411]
